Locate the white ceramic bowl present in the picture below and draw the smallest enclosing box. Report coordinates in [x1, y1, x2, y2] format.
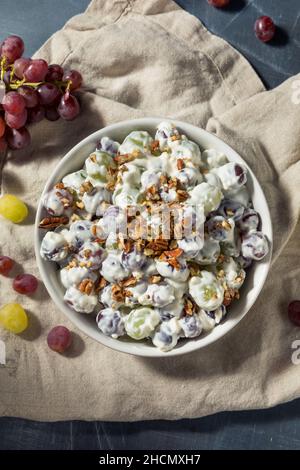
[35, 118, 272, 357]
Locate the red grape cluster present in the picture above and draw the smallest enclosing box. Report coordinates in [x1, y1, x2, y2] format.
[0, 35, 82, 151]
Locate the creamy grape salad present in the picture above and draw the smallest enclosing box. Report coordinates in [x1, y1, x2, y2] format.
[39, 121, 269, 352]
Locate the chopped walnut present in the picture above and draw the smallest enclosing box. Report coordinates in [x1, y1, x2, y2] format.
[221, 220, 232, 231]
[39, 216, 69, 229]
[79, 181, 94, 194]
[83, 249, 92, 258]
[70, 214, 81, 223]
[111, 284, 125, 302]
[149, 275, 162, 284]
[150, 140, 160, 155]
[77, 279, 94, 295]
[188, 261, 201, 276]
[114, 153, 136, 165]
[177, 189, 189, 202]
[66, 259, 78, 270]
[223, 287, 238, 307]
[121, 276, 138, 288]
[76, 201, 85, 210]
[177, 159, 184, 170]
[184, 298, 195, 316]
[95, 276, 108, 293]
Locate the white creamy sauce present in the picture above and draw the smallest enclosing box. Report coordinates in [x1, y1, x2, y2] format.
[40, 122, 269, 351]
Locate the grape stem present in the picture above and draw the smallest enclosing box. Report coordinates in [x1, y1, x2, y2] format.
[0, 58, 72, 92]
[0, 57, 7, 81]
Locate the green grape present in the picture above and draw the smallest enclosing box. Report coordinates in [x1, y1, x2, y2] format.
[125, 307, 160, 340]
[0, 194, 28, 223]
[0, 303, 28, 334]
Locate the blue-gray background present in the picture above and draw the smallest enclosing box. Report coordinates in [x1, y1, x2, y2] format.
[0, 0, 299, 450]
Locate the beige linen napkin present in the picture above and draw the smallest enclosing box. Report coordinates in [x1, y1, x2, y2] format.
[0, 0, 299, 421]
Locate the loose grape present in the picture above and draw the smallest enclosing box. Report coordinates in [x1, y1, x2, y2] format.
[47, 326, 72, 353]
[0, 117, 5, 137]
[46, 64, 63, 82]
[27, 105, 45, 124]
[13, 274, 38, 295]
[288, 301, 300, 327]
[255, 16, 276, 42]
[0, 303, 28, 334]
[2, 91, 26, 115]
[63, 70, 83, 90]
[0, 256, 14, 276]
[0, 194, 28, 223]
[45, 106, 60, 121]
[14, 57, 31, 79]
[6, 127, 31, 150]
[208, 0, 230, 7]
[18, 86, 39, 108]
[23, 59, 48, 82]
[5, 108, 27, 129]
[58, 94, 80, 120]
[1, 35, 24, 63]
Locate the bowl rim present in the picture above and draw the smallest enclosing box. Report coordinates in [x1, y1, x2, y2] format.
[34, 117, 273, 357]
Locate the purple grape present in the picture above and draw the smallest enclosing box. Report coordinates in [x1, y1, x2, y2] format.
[14, 58, 31, 79]
[241, 231, 269, 260]
[45, 64, 64, 82]
[236, 255, 253, 269]
[45, 106, 60, 121]
[57, 93, 80, 121]
[235, 164, 247, 185]
[3, 70, 11, 85]
[206, 305, 227, 324]
[69, 220, 93, 249]
[255, 16, 276, 43]
[63, 70, 82, 90]
[27, 105, 45, 124]
[37, 82, 61, 105]
[18, 86, 39, 108]
[121, 247, 146, 270]
[218, 199, 245, 221]
[158, 311, 173, 322]
[24, 59, 48, 82]
[96, 308, 125, 338]
[1, 35, 24, 63]
[6, 127, 31, 150]
[206, 215, 233, 241]
[13, 273, 38, 294]
[237, 208, 260, 234]
[2, 91, 26, 115]
[5, 108, 27, 129]
[96, 136, 119, 156]
[179, 314, 202, 338]
[47, 326, 72, 353]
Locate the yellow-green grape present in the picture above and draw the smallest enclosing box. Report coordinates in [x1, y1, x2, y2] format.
[125, 307, 160, 340]
[0, 303, 28, 334]
[0, 194, 28, 223]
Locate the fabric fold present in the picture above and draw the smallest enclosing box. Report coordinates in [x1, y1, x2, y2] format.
[0, 0, 299, 421]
